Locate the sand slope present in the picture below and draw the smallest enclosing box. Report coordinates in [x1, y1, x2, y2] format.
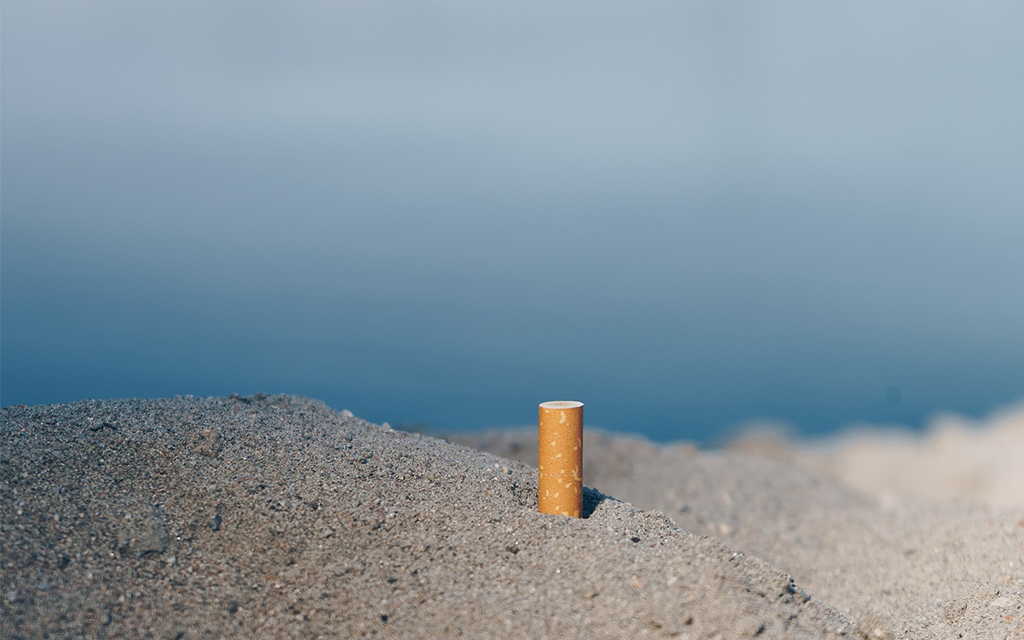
[455, 426, 1024, 640]
[791, 403, 1024, 512]
[2, 396, 850, 639]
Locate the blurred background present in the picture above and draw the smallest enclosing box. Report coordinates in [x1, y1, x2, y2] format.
[2, 1, 1022, 442]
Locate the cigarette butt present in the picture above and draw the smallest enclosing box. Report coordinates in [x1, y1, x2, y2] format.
[538, 401, 583, 518]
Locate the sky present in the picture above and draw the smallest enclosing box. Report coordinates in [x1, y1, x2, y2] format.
[3, 1, 1023, 441]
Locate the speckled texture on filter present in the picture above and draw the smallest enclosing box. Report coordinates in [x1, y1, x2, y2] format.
[538, 402, 583, 518]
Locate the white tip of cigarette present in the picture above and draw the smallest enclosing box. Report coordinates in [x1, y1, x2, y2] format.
[540, 401, 583, 409]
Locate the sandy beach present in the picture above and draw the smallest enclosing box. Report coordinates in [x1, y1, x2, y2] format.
[3, 395, 1023, 638]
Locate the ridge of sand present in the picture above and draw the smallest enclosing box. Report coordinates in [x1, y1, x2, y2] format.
[453, 427, 1024, 639]
[789, 402, 1024, 512]
[2, 396, 851, 639]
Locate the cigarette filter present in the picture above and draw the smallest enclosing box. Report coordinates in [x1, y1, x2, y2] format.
[538, 401, 583, 518]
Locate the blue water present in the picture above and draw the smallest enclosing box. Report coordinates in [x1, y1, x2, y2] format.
[3, 141, 1021, 442]
[3, 1, 1024, 442]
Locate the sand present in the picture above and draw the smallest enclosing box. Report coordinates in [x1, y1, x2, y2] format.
[3, 395, 1023, 638]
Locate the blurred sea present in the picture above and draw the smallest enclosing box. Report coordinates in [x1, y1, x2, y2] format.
[3, 1, 1023, 442]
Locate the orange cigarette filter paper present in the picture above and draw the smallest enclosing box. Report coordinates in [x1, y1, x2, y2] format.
[538, 401, 583, 518]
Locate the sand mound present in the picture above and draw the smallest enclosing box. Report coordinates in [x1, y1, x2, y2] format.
[2, 396, 849, 639]
[455, 427, 1024, 639]
[791, 403, 1024, 511]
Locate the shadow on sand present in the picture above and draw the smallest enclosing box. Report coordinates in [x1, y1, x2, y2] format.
[582, 486, 610, 519]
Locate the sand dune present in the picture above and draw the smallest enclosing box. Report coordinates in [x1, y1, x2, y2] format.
[791, 402, 1024, 512]
[3, 395, 1023, 638]
[455, 413, 1024, 640]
